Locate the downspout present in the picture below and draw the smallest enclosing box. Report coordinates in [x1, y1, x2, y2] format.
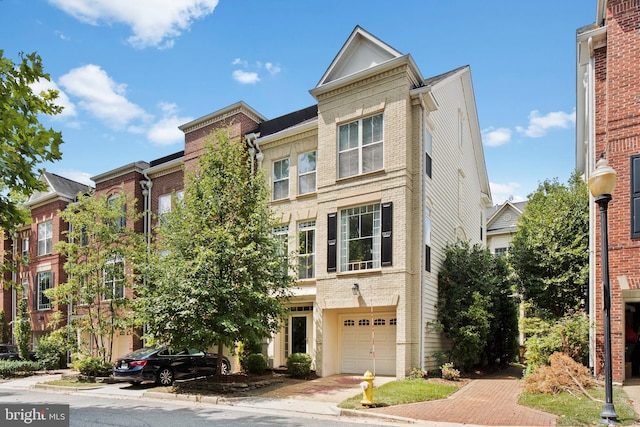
[245, 133, 263, 173]
[418, 92, 427, 371]
[587, 36, 597, 372]
[140, 174, 153, 252]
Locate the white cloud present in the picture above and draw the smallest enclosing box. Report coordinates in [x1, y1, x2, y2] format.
[265, 62, 281, 75]
[232, 58, 248, 67]
[482, 127, 511, 147]
[48, 0, 219, 49]
[232, 69, 260, 84]
[146, 102, 192, 146]
[58, 64, 148, 129]
[56, 169, 94, 187]
[516, 109, 576, 138]
[30, 78, 77, 118]
[490, 181, 526, 204]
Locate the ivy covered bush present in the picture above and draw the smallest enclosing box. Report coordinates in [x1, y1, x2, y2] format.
[287, 353, 312, 378]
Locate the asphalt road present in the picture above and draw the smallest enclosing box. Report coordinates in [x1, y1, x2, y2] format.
[0, 388, 395, 427]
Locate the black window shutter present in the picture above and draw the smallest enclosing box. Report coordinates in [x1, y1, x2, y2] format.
[633, 156, 640, 238]
[327, 213, 337, 272]
[381, 202, 393, 266]
[33, 275, 38, 310]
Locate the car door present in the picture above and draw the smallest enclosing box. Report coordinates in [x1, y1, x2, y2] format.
[157, 348, 193, 380]
[188, 348, 216, 377]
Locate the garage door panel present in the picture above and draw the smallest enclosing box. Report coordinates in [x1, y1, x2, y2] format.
[341, 314, 396, 376]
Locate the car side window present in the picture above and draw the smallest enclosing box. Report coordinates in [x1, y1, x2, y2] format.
[188, 349, 204, 356]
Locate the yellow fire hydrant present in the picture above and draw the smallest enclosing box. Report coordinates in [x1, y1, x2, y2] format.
[360, 370, 374, 406]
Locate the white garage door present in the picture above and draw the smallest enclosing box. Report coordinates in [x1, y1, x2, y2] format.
[341, 313, 396, 376]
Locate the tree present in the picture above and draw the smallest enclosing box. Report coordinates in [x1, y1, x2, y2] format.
[509, 173, 589, 319]
[0, 51, 64, 233]
[138, 130, 295, 374]
[48, 189, 145, 364]
[436, 241, 518, 370]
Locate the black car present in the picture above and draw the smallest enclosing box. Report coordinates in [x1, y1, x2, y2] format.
[0, 344, 20, 361]
[112, 346, 230, 386]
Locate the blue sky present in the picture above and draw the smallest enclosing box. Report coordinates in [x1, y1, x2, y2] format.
[1, 0, 595, 204]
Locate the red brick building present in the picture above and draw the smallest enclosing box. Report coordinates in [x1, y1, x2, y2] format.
[576, 0, 640, 382]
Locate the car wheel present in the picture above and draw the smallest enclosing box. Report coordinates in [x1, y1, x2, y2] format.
[221, 361, 230, 375]
[156, 368, 174, 386]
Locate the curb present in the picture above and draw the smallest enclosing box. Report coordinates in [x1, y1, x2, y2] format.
[143, 391, 220, 404]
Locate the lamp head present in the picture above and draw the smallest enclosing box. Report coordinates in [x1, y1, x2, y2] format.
[589, 156, 617, 198]
[352, 283, 360, 295]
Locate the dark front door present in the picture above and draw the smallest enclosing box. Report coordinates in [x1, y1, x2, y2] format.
[291, 316, 307, 354]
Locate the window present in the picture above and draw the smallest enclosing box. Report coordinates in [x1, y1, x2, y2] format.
[495, 247, 508, 257]
[358, 319, 370, 326]
[297, 221, 315, 279]
[338, 113, 383, 178]
[21, 278, 28, 300]
[298, 151, 317, 194]
[340, 204, 381, 271]
[425, 206, 432, 272]
[21, 237, 29, 261]
[107, 194, 126, 229]
[273, 158, 289, 200]
[37, 272, 52, 310]
[273, 225, 289, 275]
[37, 221, 52, 256]
[424, 115, 432, 178]
[633, 155, 640, 239]
[158, 194, 172, 224]
[104, 257, 125, 300]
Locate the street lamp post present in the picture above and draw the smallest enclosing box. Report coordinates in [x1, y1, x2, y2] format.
[588, 156, 619, 425]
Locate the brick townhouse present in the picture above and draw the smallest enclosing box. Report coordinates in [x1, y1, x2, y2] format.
[1, 26, 492, 377]
[576, 0, 640, 382]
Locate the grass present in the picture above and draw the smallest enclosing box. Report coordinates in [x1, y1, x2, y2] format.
[337, 378, 461, 409]
[43, 379, 104, 388]
[519, 385, 637, 426]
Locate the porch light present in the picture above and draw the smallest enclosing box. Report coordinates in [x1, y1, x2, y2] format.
[352, 283, 360, 295]
[589, 156, 617, 198]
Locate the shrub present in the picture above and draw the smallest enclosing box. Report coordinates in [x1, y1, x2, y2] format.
[287, 353, 312, 378]
[71, 356, 112, 377]
[0, 360, 42, 377]
[441, 362, 460, 381]
[238, 339, 263, 372]
[524, 310, 589, 375]
[245, 353, 268, 375]
[36, 332, 67, 370]
[407, 367, 427, 380]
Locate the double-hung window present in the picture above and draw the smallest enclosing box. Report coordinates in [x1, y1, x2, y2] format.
[158, 194, 172, 224]
[424, 206, 432, 272]
[297, 221, 315, 279]
[37, 271, 52, 310]
[37, 221, 52, 256]
[340, 204, 381, 271]
[273, 158, 290, 200]
[104, 257, 125, 300]
[298, 151, 317, 195]
[338, 113, 383, 178]
[107, 194, 126, 229]
[21, 237, 29, 261]
[21, 278, 28, 300]
[424, 115, 433, 179]
[273, 225, 289, 275]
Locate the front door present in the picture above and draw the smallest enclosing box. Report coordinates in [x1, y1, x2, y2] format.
[291, 316, 307, 354]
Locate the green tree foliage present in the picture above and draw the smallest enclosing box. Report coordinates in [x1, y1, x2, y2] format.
[14, 299, 31, 360]
[509, 173, 589, 319]
[138, 130, 294, 374]
[0, 51, 64, 233]
[0, 310, 10, 343]
[48, 190, 145, 364]
[436, 241, 519, 370]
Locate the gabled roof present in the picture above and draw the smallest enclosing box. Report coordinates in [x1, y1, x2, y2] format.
[25, 171, 93, 207]
[317, 26, 404, 87]
[257, 105, 318, 138]
[486, 200, 528, 234]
